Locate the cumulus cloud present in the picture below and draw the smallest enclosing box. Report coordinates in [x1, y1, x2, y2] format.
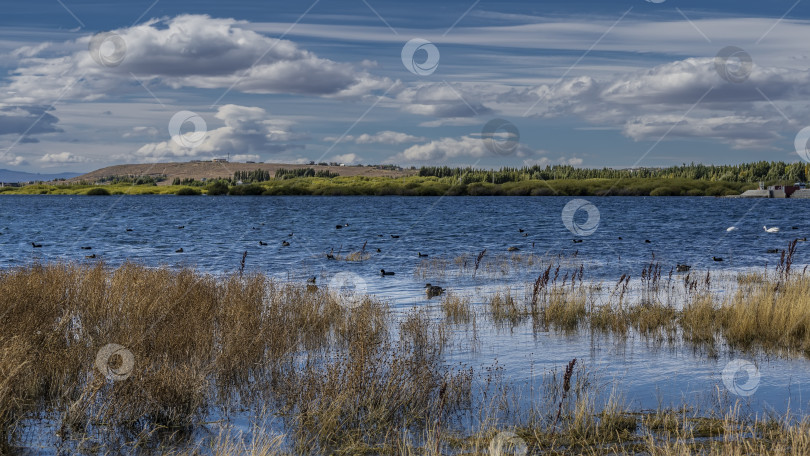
[522, 57, 810, 149]
[399, 135, 537, 161]
[331, 153, 361, 164]
[324, 130, 426, 145]
[1, 155, 28, 167]
[134, 104, 302, 161]
[395, 83, 493, 120]
[2, 15, 391, 105]
[38, 152, 89, 164]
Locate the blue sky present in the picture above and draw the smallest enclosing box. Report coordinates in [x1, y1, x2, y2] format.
[1, 0, 810, 172]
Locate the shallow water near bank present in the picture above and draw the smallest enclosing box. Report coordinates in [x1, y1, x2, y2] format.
[3, 195, 810, 448]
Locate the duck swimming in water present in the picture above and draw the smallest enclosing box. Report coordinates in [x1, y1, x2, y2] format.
[380, 269, 395, 276]
[425, 283, 445, 299]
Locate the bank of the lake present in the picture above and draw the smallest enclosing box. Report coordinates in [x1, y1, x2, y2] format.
[0, 176, 757, 196]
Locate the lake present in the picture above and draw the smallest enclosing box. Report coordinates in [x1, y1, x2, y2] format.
[3, 195, 809, 426]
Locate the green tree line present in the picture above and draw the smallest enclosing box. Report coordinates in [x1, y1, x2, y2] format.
[418, 161, 810, 184]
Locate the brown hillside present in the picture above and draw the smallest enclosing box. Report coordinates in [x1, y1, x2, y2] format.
[71, 162, 415, 186]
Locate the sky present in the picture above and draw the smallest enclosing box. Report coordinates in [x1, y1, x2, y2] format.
[2, 0, 810, 173]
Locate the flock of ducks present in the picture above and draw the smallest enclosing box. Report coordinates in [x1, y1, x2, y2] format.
[24, 221, 802, 300]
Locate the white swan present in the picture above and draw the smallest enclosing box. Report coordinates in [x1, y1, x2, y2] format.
[764, 226, 780, 233]
[726, 226, 737, 232]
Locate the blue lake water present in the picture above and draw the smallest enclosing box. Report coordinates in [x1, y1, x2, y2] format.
[2, 195, 809, 415]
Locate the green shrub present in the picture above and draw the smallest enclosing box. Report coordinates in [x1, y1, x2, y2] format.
[205, 181, 229, 196]
[86, 187, 110, 196]
[649, 186, 680, 196]
[228, 184, 265, 196]
[176, 187, 201, 196]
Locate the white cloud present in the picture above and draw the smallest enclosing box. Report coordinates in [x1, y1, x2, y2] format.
[134, 104, 304, 161]
[332, 153, 361, 164]
[324, 130, 426, 145]
[122, 126, 159, 138]
[522, 57, 810, 149]
[1, 15, 392, 105]
[1, 155, 28, 167]
[399, 135, 537, 161]
[395, 83, 493, 119]
[248, 17, 810, 69]
[38, 152, 89, 164]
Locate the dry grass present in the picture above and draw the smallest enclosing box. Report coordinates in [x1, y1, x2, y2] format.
[0, 262, 464, 454]
[488, 287, 527, 326]
[4, 259, 810, 454]
[439, 292, 474, 325]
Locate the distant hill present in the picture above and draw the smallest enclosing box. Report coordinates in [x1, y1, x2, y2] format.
[71, 162, 414, 185]
[0, 169, 82, 183]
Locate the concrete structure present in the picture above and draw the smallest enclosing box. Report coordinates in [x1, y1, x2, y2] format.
[740, 182, 808, 198]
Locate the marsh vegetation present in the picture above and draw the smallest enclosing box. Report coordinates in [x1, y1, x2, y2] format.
[1, 247, 810, 454]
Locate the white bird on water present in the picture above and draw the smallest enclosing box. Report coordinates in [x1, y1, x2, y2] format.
[726, 226, 737, 232]
[764, 226, 780, 233]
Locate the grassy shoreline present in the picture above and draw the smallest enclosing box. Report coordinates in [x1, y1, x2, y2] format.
[2, 259, 810, 454]
[0, 176, 757, 196]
